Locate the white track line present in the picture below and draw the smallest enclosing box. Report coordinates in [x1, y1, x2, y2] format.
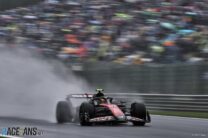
[153, 115, 208, 121]
[0, 135, 22, 138]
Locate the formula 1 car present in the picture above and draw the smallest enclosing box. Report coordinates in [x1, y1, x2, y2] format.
[56, 93, 151, 126]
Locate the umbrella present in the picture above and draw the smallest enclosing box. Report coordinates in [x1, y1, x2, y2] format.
[160, 22, 176, 30]
[125, 0, 140, 3]
[23, 15, 37, 19]
[1, 15, 14, 20]
[5, 25, 18, 31]
[178, 29, 195, 35]
[185, 12, 197, 16]
[55, 14, 68, 17]
[66, 2, 81, 6]
[89, 20, 102, 25]
[115, 13, 132, 20]
[89, 5, 107, 10]
[61, 29, 72, 33]
[146, 19, 159, 24]
[45, 0, 59, 4]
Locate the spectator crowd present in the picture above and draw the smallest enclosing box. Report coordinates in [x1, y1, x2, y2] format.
[0, 0, 208, 64]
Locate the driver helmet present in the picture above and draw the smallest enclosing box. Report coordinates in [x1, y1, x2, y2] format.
[95, 88, 104, 98]
[96, 88, 104, 93]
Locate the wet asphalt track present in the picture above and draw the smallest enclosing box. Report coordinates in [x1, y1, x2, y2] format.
[0, 115, 208, 138]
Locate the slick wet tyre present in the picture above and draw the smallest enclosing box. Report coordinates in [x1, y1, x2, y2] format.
[56, 101, 72, 124]
[79, 102, 94, 126]
[131, 103, 146, 126]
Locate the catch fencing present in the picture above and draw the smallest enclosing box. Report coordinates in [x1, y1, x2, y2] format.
[77, 62, 208, 95]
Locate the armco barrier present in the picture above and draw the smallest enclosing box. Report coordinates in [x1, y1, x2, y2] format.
[140, 94, 208, 112]
[107, 93, 208, 112]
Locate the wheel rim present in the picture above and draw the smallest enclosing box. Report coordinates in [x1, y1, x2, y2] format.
[80, 108, 89, 123]
[84, 112, 89, 121]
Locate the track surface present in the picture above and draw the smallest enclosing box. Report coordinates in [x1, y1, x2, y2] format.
[0, 115, 208, 138]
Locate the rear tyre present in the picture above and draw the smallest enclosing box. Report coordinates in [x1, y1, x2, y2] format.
[56, 101, 72, 124]
[131, 103, 146, 126]
[79, 102, 94, 126]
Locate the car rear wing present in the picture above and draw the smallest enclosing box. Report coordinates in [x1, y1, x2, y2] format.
[68, 94, 93, 98]
[67, 93, 143, 101]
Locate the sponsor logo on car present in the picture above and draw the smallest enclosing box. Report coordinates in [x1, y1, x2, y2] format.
[90, 116, 115, 122]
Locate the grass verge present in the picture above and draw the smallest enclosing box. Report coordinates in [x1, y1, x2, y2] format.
[150, 110, 208, 119]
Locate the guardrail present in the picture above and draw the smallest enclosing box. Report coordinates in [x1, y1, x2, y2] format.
[141, 94, 208, 112]
[107, 93, 208, 112]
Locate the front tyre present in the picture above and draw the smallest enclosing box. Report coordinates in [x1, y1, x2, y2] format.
[79, 102, 94, 126]
[131, 103, 146, 126]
